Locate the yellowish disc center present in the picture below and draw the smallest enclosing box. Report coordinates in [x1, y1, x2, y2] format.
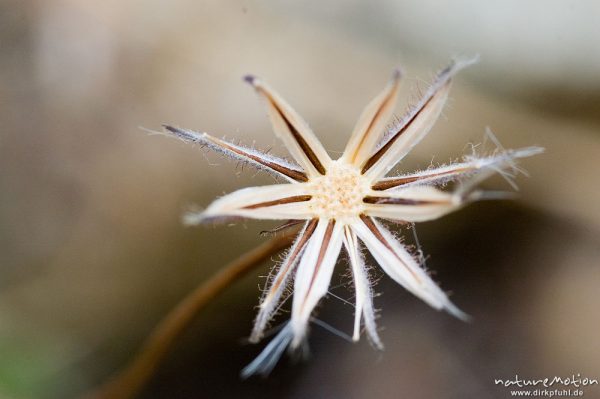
[308, 161, 368, 220]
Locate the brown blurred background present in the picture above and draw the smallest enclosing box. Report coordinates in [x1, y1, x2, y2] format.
[1, 1, 599, 398]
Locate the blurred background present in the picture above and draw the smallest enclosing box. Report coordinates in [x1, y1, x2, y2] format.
[1, 1, 599, 398]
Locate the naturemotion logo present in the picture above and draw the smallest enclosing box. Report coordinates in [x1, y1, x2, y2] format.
[494, 374, 598, 397]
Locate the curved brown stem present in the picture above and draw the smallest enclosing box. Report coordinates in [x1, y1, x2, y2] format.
[85, 231, 296, 399]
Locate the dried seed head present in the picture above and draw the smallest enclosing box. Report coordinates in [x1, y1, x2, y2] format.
[163, 58, 542, 378]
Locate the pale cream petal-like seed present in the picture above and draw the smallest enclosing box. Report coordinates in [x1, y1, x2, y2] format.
[163, 125, 308, 183]
[201, 184, 314, 222]
[290, 219, 344, 347]
[250, 220, 318, 343]
[371, 146, 544, 190]
[245, 76, 332, 176]
[352, 216, 468, 320]
[363, 58, 478, 179]
[364, 185, 462, 222]
[343, 225, 382, 349]
[342, 69, 402, 167]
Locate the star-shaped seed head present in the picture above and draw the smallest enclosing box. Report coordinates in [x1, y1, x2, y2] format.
[163, 58, 543, 377]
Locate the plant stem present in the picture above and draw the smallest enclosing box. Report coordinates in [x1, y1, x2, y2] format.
[85, 231, 296, 399]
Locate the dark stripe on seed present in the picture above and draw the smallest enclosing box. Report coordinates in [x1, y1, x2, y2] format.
[265, 92, 327, 175]
[243, 195, 312, 210]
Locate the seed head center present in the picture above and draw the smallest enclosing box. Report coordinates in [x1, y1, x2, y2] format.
[309, 161, 367, 220]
